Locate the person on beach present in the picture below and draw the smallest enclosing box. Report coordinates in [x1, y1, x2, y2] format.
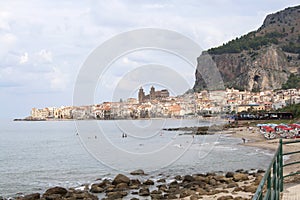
[242, 138, 246, 143]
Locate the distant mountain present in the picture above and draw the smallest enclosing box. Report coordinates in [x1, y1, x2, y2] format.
[194, 5, 300, 92]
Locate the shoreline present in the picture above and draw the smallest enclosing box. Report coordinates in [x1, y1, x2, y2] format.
[9, 169, 265, 200]
[224, 126, 300, 178]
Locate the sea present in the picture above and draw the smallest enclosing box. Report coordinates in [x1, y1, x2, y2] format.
[0, 118, 274, 198]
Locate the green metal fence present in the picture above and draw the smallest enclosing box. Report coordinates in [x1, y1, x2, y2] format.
[252, 139, 300, 200]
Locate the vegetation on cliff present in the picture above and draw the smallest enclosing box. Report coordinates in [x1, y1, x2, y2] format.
[282, 73, 300, 89]
[207, 32, 282, 55]
[194, 5, 300, 92]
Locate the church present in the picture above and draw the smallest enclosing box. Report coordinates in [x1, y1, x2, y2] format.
[138, 86, 170, 103]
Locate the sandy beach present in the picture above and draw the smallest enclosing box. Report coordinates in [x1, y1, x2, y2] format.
[226, 126, 300, 180]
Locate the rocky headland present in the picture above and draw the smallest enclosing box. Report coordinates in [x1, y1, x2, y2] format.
[194, 5, 300, 92]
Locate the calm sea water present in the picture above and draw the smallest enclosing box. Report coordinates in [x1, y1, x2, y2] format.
[0, 119, 273, 197]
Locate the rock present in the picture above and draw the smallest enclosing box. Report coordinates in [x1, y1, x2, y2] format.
[106, 191, 128, 199]
[190, 194, 200, 200]
[143, 179, 154, 185]
[157, 178, 166, 183]
[166, 193, 177, 199]
[235, 169, 244, 173]
[112, 174, 130, 185]
[43, 186, 68, 197]
[243, 185, 257, 193]
[90, 183, 104, 193]
[22, 193, 40, 200]
[233, 187, 243, 192]
[257, 169, 265, 173]
[233, 173, 249, 182]
[225, 172, 235, 178]
[233, 197, 247, 200]
[138, 188, 150, 196]
[196, 188, 207, 195]
[193, 175, 206, 182]
[130, 169, 145, 175]
[169, 180, 178, 187]
[183, 175, 194, 182]
[150, 193, 164, 199]
[157, 184, 168, 192]
[71, 190, 98, 200]
[116, 182, 129, 190]
[130, 198, 139, 200]
[217, 195, 234, 200]
[209, 178, 217, 186]
[206, 172, 216, 176]
[254, 175, 263, 186]
[179, 189, 195, 198]
[174, 175, 182, 180]
[227, 182, 239, 188]
[98, 179, 112, 187]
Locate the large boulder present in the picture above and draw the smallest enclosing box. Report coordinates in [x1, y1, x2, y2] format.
[43, 186, 68, 197]
[112, 174, 130, 185]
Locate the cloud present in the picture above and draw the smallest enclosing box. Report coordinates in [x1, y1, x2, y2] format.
[19, 52, 29, 64]
[48, 67, 68, 91]
[38, 49, 52, 62]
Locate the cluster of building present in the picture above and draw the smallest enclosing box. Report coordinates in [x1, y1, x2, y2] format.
[28, 87, 300, 120]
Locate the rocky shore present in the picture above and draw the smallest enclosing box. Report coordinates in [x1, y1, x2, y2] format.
[10, 169, 265, 200]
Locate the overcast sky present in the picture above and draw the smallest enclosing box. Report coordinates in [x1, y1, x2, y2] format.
[0, 0, 299, 118]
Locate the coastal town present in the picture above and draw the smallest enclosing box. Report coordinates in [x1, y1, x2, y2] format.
[27, 87, 300, 120]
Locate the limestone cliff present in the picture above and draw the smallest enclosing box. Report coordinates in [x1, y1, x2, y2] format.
[194, 5, 300, 92]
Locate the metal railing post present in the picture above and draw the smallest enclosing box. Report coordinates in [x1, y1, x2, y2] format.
[279, 138, 283, 192]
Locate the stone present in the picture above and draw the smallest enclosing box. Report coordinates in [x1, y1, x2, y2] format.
[179, 189, 194, 198]
[112, 174, 130, 185]
[130, 169, 145, 175]
[193, 175, 206, 182]
[196, 188, 207, 195]
[183, 175, 194, 182]
[174, 175, 182, 180]
[43, 186, 68, 197]
[106, 191, 128, 199]
[233, 187, 243, 192]
[143, 179, 154, 185]
[225, 172, 234, 178]
[22, 193, 40, 200]
[72, 191, 98, 200]
[90, 184, 104, 193]
[217, 195, 234, 200]
[138, 188, 150, 196]
[157, 184, 168, 192]
[150, 193, 164, 199]
[116, 182, 129, 190]
[209, 178, 217, 186]
[190, 194, 200, 200]
[157, 178, 166, 183]
[257, 169, 265, 173]
[166, 193, 177, 199]
[233, 173, 249, 182]
[254, 175, 263, 186]
[243, 185, 257, 193]
[227, 182, 239, 188]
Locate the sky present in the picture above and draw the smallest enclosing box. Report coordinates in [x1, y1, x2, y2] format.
[0, 0, 299, 119]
